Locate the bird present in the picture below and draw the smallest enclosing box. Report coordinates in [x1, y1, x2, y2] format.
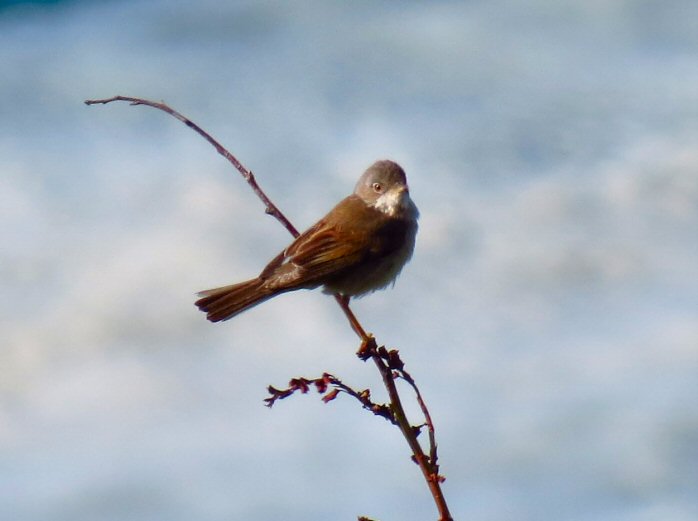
[195, 159, 419, 322]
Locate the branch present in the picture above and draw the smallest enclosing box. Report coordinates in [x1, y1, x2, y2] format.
[86, 95, 452, 521]
[85, 97, 370, 340]
[360, 339, 450, 519]
[398, 362, 440, 474]
[85, 96, 299, 237]
[264, 372, 395, 424]
[264, 345, 450, 520]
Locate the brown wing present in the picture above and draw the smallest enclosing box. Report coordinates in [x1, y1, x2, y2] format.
[288, 227, 366, 274]
[259, 195, 405, 290]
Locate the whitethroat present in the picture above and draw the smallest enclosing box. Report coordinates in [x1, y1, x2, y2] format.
[196, 160, 419, 322]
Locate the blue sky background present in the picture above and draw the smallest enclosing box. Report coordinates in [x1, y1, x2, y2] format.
[1, 1, 697, 520]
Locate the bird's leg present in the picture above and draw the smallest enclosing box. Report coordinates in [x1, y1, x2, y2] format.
[333, 294, 370, 342]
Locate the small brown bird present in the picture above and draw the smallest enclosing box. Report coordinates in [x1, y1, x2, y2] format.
[195, 160, 419, 322]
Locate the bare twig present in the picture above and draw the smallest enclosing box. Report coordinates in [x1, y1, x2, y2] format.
[264, 345, 450, 520]
[400, 365, 440, 475]
[264, 372, 395, 424]
[86, 95, 452, 521]
[361, 341, 450, 518]
[85, 96, 299, 237]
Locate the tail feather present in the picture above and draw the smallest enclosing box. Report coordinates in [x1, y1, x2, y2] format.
[195, 278, 276, 322]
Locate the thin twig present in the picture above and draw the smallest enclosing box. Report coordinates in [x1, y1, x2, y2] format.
[400, 367, 440, 474]
[86, 96, 452, 521]
[363, 341, 451, 520]
[264, 372, 395, 424]
[85, 96, 299, 237]
[86, 97, 372, 340]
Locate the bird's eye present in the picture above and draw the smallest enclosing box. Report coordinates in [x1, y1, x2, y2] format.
[372, 182, 383, 193]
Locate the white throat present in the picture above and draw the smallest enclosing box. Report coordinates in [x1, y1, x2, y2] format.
[374, 190, 418, 219]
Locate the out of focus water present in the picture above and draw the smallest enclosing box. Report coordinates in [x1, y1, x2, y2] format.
[1, 1, 697, 520]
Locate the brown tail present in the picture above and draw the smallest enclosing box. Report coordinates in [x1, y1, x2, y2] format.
[195, 278, 277, 322]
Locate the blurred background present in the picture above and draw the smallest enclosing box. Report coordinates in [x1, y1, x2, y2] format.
[1, 1, 697, 520]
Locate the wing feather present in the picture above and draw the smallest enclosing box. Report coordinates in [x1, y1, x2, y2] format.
[259, 195, 409, 290]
